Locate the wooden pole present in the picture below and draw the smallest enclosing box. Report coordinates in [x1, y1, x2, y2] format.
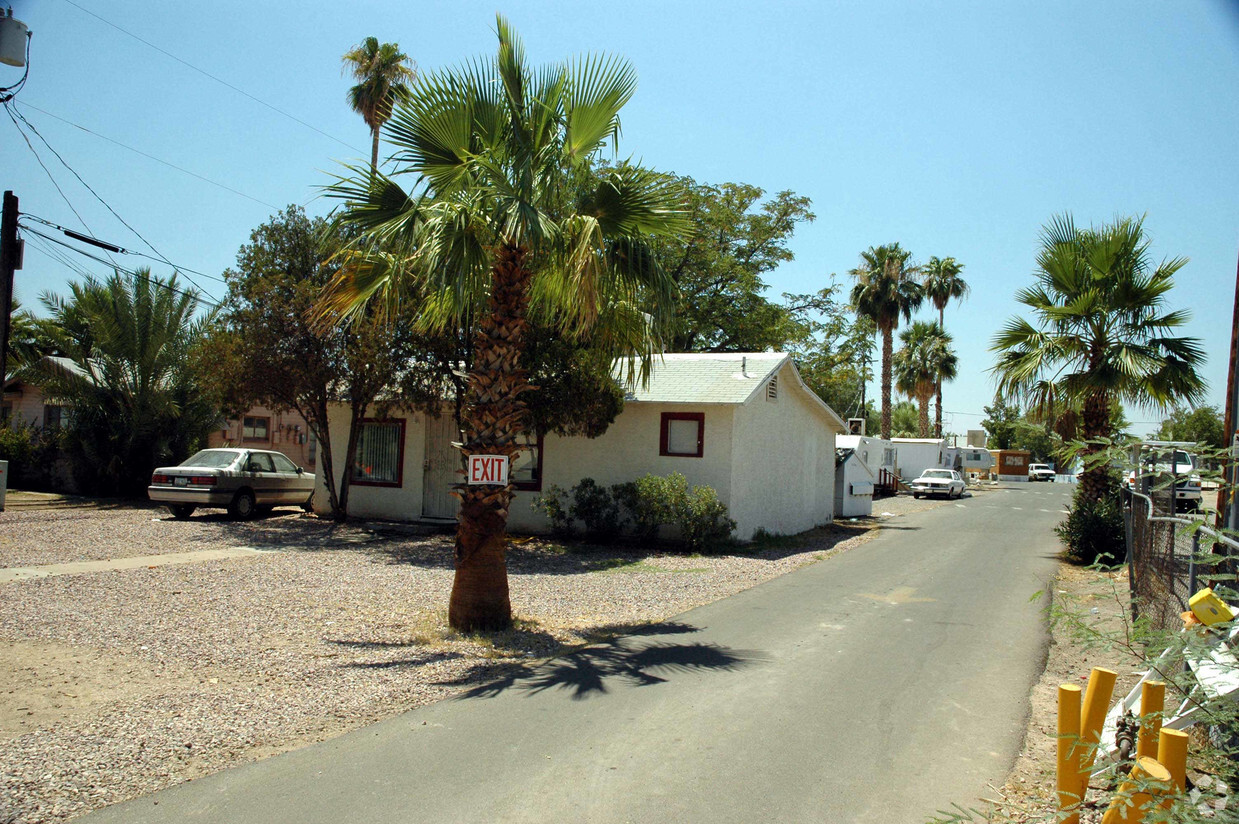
[1100, 756, 1173, 824]
[1136, 680, 1165, 760]
[1057, 684, 1084, 824]
[1079, 667, 1118, 797]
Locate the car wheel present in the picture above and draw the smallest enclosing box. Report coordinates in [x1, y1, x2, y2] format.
[167, 504, 195, 519]
[912, 493, 921, 499]
[229, 489, 257, 520]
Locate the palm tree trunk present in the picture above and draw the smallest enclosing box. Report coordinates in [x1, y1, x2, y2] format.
[880, 328, 893, 440]
[935, 306, 945, 438]
[448, 242, 531, 632]
[1078, 390, 1113, 504]
[370, 127, 380, 174]
[918, 394, 930, 438]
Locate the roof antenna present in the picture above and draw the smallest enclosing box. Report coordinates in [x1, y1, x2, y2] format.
[741, 356, 747, 377]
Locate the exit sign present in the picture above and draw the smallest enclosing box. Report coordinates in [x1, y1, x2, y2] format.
[467, 455, 509, 486]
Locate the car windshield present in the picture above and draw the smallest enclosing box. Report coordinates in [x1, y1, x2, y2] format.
[922, 470, 952, 479]
[180, 450, 241, 468]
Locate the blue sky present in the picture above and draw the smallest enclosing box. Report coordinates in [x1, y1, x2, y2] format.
[3, 0, 1237, 434]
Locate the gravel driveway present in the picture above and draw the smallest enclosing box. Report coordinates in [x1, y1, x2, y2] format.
[0, 497, 954, 823]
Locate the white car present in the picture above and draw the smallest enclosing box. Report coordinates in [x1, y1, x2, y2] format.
[910, 469, 966, 499]
[148, 448, 315, 520]
[1028, 463, 1056, 482]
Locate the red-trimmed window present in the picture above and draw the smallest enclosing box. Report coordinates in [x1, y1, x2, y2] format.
[352, 418, 406, 487]
[242, 416, 269, 442]
[511, 432, 544, 491]
[660, 412, 704, 458]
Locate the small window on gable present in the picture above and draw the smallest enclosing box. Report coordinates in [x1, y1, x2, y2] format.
[660, 412, 704, 458]
[766, 376, 778, 401]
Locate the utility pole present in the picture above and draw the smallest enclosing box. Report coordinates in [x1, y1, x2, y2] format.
[0, 190, 19, 387]
[1221, 249, 1239, 532]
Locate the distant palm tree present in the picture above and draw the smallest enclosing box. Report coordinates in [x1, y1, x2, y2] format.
[894, 321, 958, 437]
[922, 256, 968, 437]
[850, 243, 924, 439]
[341, 37, 416, 173]
[991, 214, 1206, 502]
[324, 17, 686, 631]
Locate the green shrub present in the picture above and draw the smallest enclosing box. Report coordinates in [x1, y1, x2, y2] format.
[678, 483, 736, 552]
[0, 420, 62, 491]
[570, 478, 624, 541]
[530, 484, 573, 536]
[1056, 489, 1125, 565]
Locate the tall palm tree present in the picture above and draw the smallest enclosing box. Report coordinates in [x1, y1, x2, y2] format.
[324, 17, 686, 631]
[850, 243, 924, 440]
[922, 256, 968, 437]
[991, 214, 1206, 503]
[341, 37, 416, 173]
[894, 321, 958, 437]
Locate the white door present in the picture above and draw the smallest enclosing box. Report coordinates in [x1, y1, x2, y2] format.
[422, 413, 461, 519]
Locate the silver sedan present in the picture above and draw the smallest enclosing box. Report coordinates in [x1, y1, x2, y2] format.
[148, 448, 315, 520]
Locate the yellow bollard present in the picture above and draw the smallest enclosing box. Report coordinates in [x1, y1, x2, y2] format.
[1079, 667, 1119, 798]
[1057, 684, 1084, 824]
[1157, 728, 1189, 801]
[1100, 756, 1173, 824]
[1137, 681, 1165, 760]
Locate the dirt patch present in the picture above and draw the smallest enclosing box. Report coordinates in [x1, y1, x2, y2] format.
[0, 640, 201, 739]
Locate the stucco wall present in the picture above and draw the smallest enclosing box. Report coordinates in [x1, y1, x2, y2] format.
[2, 384, 48, 428]
[208, 405, 317, 470]
[506, 403, 736, 534]
[313, 404, 428, 520]
[728, 364, 837, 539]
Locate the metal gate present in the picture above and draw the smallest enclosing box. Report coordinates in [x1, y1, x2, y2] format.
[422, 413, 461, 520]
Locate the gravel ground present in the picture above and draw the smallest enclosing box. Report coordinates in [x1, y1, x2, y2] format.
[0, 498, 959, 824]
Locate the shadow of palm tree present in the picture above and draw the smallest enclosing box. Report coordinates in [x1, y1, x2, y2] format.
[436, 621, 765, 701]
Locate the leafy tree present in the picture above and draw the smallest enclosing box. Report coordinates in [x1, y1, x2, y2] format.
[893, 321, 957, 437]
[341, 37, 416, 173]
[992, 215, 1206, 502]
[32, 269, 219, 495]
[3, 296, 45, 374]
[890, 400, 919, 438]
[652, 177, 814, 352]
[922, 256, 968, 437]
[981, 395, 1022, 450]
[849, 243, 924, 440]
[324, 18, 686, 631]
[781, 283, 875, 421]
[210, 205, 426, 518]
[1154, 405, 1224, 450]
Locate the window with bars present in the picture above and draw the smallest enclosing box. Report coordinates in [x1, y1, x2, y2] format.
[352, 419, 405, 486]
[510, 432, 544, 491]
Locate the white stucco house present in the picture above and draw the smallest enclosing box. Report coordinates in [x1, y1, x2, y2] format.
[313, 352, 847, 540]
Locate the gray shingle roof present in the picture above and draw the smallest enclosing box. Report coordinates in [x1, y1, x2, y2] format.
[619, 352, 787, 405]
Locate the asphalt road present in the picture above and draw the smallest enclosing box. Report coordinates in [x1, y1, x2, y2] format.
[84, 483, 1069, 824]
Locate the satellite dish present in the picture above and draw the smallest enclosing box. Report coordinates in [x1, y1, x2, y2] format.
[0, 11, 29, 68]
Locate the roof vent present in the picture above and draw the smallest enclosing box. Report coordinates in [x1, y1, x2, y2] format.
[741, 356, 748, 377]
[766, 376, 778, 401]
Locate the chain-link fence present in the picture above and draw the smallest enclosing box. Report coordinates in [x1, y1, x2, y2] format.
[1126, 488, 1239, 633]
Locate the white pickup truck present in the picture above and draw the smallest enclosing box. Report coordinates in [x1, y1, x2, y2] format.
[1123, 445, 1202, 512]
[1028, 463, 1056, 482]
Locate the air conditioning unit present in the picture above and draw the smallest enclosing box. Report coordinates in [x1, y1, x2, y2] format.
[847, 417, 866, 435]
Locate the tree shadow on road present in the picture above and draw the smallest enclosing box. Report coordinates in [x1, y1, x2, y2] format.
[436, 621, 766, 702]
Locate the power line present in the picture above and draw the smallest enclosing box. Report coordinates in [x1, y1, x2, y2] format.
[19, 214, 229, 286]
[18, 102, 281, 211]
[60, 0, 363, 155]
[5, 100, 216, 297]
[4, 102, 118, 266]
[20, 225, 220, 309]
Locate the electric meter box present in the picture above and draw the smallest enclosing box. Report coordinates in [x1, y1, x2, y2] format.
[1190, 588, 1235, 626]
